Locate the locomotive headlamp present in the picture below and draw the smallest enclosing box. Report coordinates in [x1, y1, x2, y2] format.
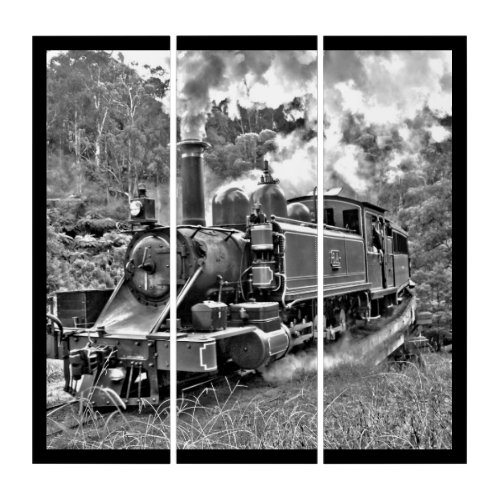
[130, 200, 143, 217]
[128, 188, 157, 224]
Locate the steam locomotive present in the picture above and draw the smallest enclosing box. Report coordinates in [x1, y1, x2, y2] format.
[46, 139, 414, 408]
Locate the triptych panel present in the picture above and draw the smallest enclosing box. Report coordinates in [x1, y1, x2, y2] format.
[38, 36, 462, 464]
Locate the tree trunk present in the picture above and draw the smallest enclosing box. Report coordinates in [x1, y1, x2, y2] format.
[128, 139, 134, 202]
[95, 108, 108, 197]
[95, 136, 101, 171]
[155, 169, 161, 223]
[104, 138, 109, 205]
[74, 112, 82, 196]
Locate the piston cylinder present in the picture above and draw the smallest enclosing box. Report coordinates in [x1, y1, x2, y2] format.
[226, 326, 290, 369]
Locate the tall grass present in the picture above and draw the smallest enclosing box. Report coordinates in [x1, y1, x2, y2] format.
[176, 374, 317, 449]
[47, 399, 171, 450]
[46, 360, 170, 449]
[324, 353, 452, 449]
[46, 353, 451, 450]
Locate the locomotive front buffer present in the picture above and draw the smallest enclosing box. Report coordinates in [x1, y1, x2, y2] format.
[47, 291, 304, 408]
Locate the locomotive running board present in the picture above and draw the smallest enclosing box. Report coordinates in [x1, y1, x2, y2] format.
[370, 286, 399, 300]
[324, 282, 372, 297]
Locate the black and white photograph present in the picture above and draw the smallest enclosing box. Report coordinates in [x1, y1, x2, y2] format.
[175, 42, 319, 456]
[12, 0, 500, 495]
[31, 33, 467, 470]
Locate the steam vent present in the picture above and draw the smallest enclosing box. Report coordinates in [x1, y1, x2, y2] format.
[250, 160, 287, 218]
[178, 139, 211, 226]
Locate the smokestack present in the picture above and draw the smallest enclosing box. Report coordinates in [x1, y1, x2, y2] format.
[178, 139, 211, 226]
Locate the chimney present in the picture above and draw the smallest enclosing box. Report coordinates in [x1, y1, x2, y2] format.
[178, 139, 210, 226]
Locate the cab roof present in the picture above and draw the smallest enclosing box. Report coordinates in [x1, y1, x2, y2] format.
[288, 194, 387, 213]
[287, 194, 408, 235]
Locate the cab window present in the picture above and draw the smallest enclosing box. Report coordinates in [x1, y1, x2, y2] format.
[324, 208, 335, 226]
[394, 232, 408, 254]
[343, 209, 360, 234]
[366, 213, 383, 252]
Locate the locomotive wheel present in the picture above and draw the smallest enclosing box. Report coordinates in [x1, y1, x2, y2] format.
[333, 308, 347, 334]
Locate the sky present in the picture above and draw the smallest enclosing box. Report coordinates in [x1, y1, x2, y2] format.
[47, 49, 170, 76]
[117, 50, 170, 78]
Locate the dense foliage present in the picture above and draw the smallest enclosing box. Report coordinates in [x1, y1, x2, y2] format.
[47, 50, 170, 202]
[46, 50, 168, 293]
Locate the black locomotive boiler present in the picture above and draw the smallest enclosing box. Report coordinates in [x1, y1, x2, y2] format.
[46, 139, 415, 408]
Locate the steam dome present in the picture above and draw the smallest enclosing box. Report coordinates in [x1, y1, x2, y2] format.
[287, 202, 311, 222]
[249, 161, 287, 218]
[212, 187, 251, 226]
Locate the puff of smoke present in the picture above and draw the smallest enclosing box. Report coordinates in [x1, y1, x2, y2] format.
[268, 92, 318, 198]
[259, 332, 364, 384]
[323, 334, 359, 371]
[261, 349, 317, 384]
[269, 132, 317, 199]
[178, 50, 316, 140]
[178, 52, 228, 140]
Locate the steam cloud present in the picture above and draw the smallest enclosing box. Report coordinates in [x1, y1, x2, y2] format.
[324, 50, 452, 199]
[260, 335, 361, 384]
[178, 51, 317, 221]
[178, 50, 316, 140]
[269, 92, 317, 198]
